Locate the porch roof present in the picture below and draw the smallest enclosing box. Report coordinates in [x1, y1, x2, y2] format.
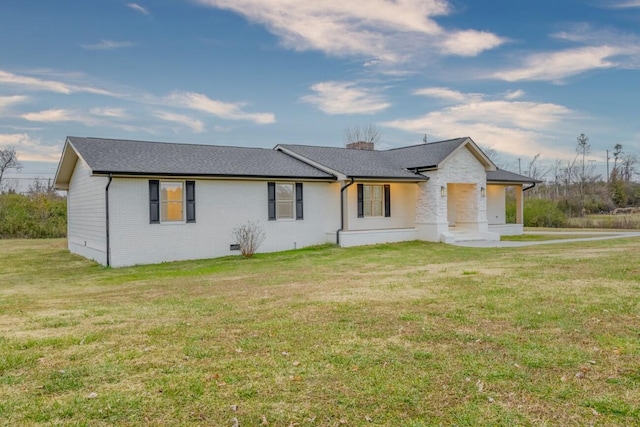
[487, 169, 542, 184]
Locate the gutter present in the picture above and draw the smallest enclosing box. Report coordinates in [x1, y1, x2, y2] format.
[523, 182, 536, 192]
[105, 174, 113, 267]
[336, 178, 355, 246]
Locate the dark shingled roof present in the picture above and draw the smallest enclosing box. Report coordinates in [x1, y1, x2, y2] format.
[382, 138, 469, 169]
[59, 136, 539, 185]
[487, 169, 541, 184]
[67, 137, 334, 179]
[278, 137, 476, 179]
[276, 144, 426, 180]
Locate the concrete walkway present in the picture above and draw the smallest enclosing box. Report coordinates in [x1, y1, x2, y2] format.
[451, 230, 640, 248]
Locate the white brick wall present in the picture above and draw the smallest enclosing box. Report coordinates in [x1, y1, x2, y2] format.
[344, 182, 416, 231]
[107, 178, 340, 267]
[416, 145, 488, 239]
[67, 159, 108, 264]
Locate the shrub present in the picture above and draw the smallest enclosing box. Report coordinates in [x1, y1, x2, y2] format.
[0, 193, 67, 238]
[523, 198, 567, 228]
[231, 220, 266, 258]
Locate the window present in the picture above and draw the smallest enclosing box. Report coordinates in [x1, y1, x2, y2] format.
[364, 185, 383, 217]
[149, 180, 195, 224]
[357, 184, 390, 218]
[276, 183, 294, 219]
[161, 182, 184, 222]
[268, 182, 303, 220]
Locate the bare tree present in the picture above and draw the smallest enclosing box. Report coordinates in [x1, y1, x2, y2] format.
[526, 153, 550, 181]
[231, 220, 266, 258]
[27, 178, 57, 196]
[613, 143, 623, 175]
[576, 133, 590, 181]
[0, 146, 21, 191]
[575, 134, 590, 214]
[620, 153, 638, 182]
[344, 124, 381, 145]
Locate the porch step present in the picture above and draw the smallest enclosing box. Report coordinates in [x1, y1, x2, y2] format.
[440, 230, 500, 244]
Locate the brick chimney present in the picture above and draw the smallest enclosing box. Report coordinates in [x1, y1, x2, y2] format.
[346, 141, 375, 150]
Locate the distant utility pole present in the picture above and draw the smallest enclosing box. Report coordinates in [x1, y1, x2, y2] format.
[518, 158, 521, 174]
[606, 149, 610, 183]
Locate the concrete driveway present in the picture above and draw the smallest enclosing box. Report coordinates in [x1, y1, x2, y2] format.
[451, 231, 640, 248]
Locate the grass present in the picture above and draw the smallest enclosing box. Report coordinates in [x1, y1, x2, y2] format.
[500, 233, 614, 242]
[1, 238, 640, 426]
[566, 213, 640, 230]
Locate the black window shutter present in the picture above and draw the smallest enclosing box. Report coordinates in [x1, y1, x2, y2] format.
[357, 184, 364, 218]
[384, 184, 391, 217]
[267, 182, 276, 220]
[295, 183, 303, 220]
[149, 180, 160, 224]
[186, 181, 196, 223]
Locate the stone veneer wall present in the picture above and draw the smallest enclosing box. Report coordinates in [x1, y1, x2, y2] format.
[415, 145, 488, 241]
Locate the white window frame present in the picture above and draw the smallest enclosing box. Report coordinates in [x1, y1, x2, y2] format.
[363, 184, 384, 217]
[160, 181, 185, 223]
[276, 182, 295, 220]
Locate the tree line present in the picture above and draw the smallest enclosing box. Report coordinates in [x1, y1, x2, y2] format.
[0, 146, 66, 238]
[501, 134, 639, 218]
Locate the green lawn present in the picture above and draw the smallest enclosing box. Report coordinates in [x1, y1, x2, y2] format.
[1, 238, 640, 426]
[500, 233, 614, 242]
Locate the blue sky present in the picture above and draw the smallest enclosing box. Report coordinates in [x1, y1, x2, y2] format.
[1, 0, 639, 184]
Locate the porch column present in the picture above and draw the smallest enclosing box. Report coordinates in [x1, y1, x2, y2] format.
[515, 185, 524, 224]
[341, 181, 351, 231]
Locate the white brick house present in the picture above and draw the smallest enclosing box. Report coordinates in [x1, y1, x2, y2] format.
[54, 136, 538, 267]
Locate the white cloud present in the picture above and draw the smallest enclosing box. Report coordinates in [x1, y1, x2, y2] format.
[0, 70, 73, 94]
[166, 91, 275, 124]
[607, 0, 640, 8]
[0, 133, 61, 162]
[126, 3, 150, 15]
[90, 107, 126, 118]
[493, 46, 623, 82]
[22, 109, 77, 122]
[301, 81, 391, 115]
[194, 0, 504, 64]
[504, 89, 525, 100]
[0, 69, 114, 96]
[0, 95, 28, 110]
[20, 107, 152, 135]
[382, 89, 574, 160]
[154, 111, 205, 132]
[440, 30, 505, 57]
[81, 40, 134, 50]
[413, 87, 471, 102]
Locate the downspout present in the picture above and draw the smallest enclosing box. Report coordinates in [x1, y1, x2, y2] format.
[105, 174, 113, 267]
[523, 182, 536, 192]
[336, 178, 355, 246]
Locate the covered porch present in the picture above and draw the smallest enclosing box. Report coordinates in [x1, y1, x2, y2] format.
[486, 169, 541, 236]
[487, 183, 524, 235]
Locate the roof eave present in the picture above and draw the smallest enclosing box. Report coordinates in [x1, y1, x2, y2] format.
[53, 138, 79, 190]
[487, 178, 542, 184]
[440, 137, 497, 171]
[91, 171, 337, 181]
[346, 175, 429, 182]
